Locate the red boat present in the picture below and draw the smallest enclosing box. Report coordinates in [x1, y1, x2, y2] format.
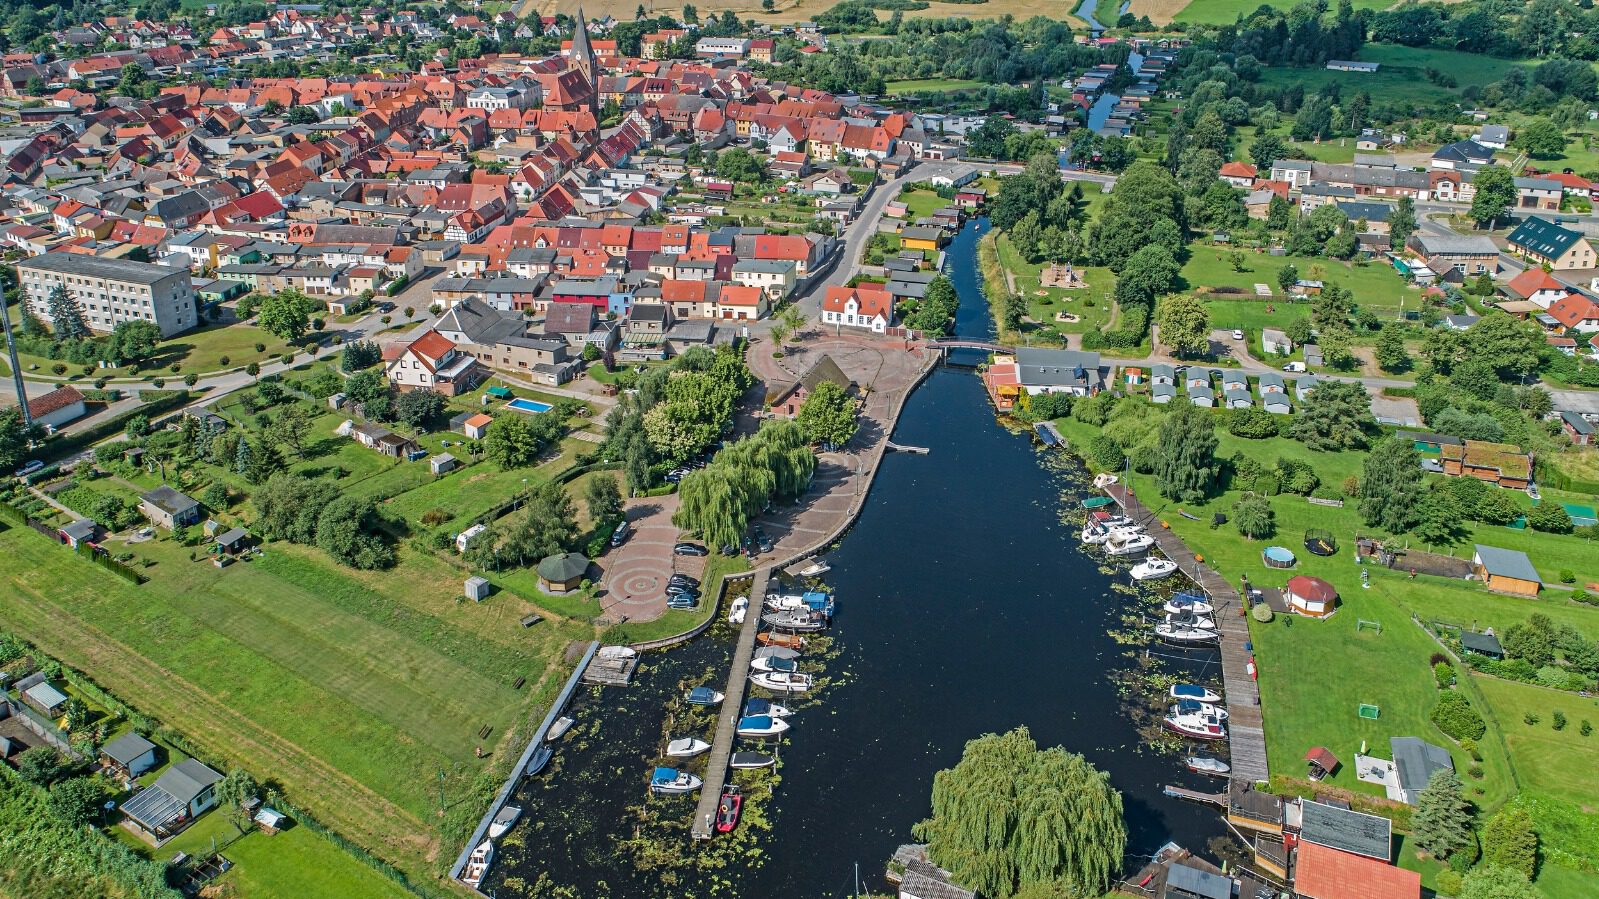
[715, 787, 742, 833]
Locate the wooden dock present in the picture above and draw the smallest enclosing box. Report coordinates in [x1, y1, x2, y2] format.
[581, 653, 638, 686]
[1105, 485, 1270, 784]
[1162, 784, 1227, 807]
[690, 567, 770, 839]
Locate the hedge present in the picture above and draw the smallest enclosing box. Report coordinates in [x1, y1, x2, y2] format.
[39, 391, 191, 462]
[1431, 689, 1487, 741]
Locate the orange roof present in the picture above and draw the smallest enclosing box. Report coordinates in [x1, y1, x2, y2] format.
[405, 330, 455, 370]
[1293, 842, 1419, 899]
[464, 413, 493, 428]
[718, 285, 762, 306]
[1505, 267, 1565, 298]
[661, 279, 707, 302]
[1219, 161, 1257, 178]
[1549, 293, 1599, 328]
[822, 283, 892, 319]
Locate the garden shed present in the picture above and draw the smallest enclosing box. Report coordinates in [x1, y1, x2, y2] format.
[1284, 575, 1338, 618]
[1471, 544, 1541, 596]
[537, 552, 591, 594]
[465, 576, 491, 602]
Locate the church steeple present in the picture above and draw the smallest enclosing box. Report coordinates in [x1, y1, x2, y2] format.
[569, 6, 597, 87]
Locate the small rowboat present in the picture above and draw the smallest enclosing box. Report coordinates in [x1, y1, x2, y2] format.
[488, 805, 521, 839]
[757, 631, 805, 649]
[525, 744, 553, 777]
[666, 737, 711, 758]
[546, 716, 574, 741]
[716, 786, 743, 833]
[1185, 756, 1231, 777]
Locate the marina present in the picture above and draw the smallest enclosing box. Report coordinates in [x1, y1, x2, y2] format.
[690, 567, 771, 839]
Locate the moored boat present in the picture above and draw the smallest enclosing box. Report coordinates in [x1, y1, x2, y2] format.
[757, 630, 806, 649]
[742, 697, 792, 718]
[730, 751, 776, 769]
[1176, 697, 1228, 721]
[716, 786, 743, 833]
[546, 716, 574, 741]
[1130, 558, 1178, 581]
[686, 686, 724, 706]
[665, 737, 711, 758]
[649, 766, 703, 794]
[1165, 592, 1214, 616]
[761, 610, 827, 632]
[753, 645, 801, 662]
[749, 669, 813, 693]
[750, 655, 802, 674]
[597, 645, 636, 661]
[1093, 473, 1119, 488]
[736, 714, 791, 738]
[798, 560, 831, 576]
[1166, 612, 1217, 631]
[1171, 684, 1221, 703]
[1165, 705, 1228, 741]
[1185, 756, 1231, 777]
[461, 838, 494, 888]
[1156, 622, 1221, 644]
[728, 596, 749, 624]
[488, 805, 521, 839]
[525, 744, 553, 776]
[1106, 532, 1156, 556]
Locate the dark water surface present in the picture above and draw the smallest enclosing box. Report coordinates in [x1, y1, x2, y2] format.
[488, 218, 1226, 898]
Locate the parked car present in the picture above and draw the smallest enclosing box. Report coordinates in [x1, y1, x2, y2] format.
[1283, 361, 1306, 373]
[667, 589, 701, 604]
[668, 574, 699, 588]
[1231, 329, 1245, 340]
[13, 460, 43, 478]
[377, 302, 396, 313]
[610, 521, 631, 547]
[667, 596, 698, 610]
[674, 542, 709, 556]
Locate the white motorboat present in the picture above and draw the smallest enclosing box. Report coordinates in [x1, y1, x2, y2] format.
[761, 610, 827, 631]
[665, 737, 711, 758]
[1170, 684, 1221, 703]
[1093, 473, 1119, 488]
[461, 838, 494, 888]
[1156, 622, 1221, 644]
[1185, 756, 1231, 777]
[1106, 532, 1156, 556]
[1166, 612, 1217, 631]
[649, 766, 703, 794]
[728, 596, 749, 624]
[686, 687, 724, 706]
[1165, 705, 1228, 741]
[1165, 593, 1214, 616]
[798, 560, 831, 576]
[765, 593, 809, 612]
[750, 655, 802, 674]
[1174, 698, 1228, 721]
[546, 716, 575, 741]
[1130, 558, 1178, 581]
[749, 669, 813, 692]
[597, 645, 636, 661]
[1081, 524, 1141, 545]
[743, 697, 792, 718]
[488, 805, 521, 839]
[525, 744, 553, 776]
[736, 715, 791, 738]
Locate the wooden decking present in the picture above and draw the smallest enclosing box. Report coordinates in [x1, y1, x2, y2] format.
[1105, 484, 1270, 785]
[690, 567, 770, 839]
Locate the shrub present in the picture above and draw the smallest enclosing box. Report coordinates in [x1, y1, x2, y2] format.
[1526, 502, 1573, 533]
[1558, 569, 1575, 584]
[1431, 690, 1487, 741]
[1086, 433, 1123, 469]
[1435, 870, 1462, 896]
[1552, 710, 1566, 730]
[219, 356, 230, 366]
[1251, 603, 1274, 622]
[1227, 407, 1277, 439]
[1523, 711, 1539, 725]
[1468, 763, 1484, 779]
[1582, 720, 1592, 736]
[254, 342, 266, 352]
[1434, 661, 1454, 689]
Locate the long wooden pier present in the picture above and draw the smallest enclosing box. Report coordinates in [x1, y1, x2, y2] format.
[690, 567, 771, 839]
[1105, 485, 1270, 784]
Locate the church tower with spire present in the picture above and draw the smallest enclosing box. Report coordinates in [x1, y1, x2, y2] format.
[568, 5, 599, 110]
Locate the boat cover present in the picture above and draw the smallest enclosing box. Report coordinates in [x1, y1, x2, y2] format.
[1081, 496, 1116, 509]
[652, 767, 680, 783]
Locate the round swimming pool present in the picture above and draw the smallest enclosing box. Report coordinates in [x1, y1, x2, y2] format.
[1262, 545, 1297, 569]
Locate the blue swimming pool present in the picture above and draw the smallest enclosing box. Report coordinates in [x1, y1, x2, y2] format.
[506, 398, 552, 414]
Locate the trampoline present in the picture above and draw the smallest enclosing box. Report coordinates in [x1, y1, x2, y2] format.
[1304, 529, 1338, 557]
[1262, 546, 1297, 569]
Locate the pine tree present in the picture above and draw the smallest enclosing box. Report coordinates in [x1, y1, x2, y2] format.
[234, 436, 253, 475]
[45, 285, 90, 341]
[1412, 770, 1473, 859]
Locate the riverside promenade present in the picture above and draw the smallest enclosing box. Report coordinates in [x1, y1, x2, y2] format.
[1104, 484, 1271, 784]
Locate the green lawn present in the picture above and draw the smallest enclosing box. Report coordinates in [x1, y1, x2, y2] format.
[1182, 249, 1418, 313]
[993, 232, 1118, 338]
[886, 78, 987, 94]
[897, 188, 949, 221]
[2, 306, 299, 382]
[1246, 44, 1534, 104]
[1199, 298, 1312, 334]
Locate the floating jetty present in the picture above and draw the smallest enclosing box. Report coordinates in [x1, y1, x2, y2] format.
[690, 567, 772, 839]
[582, 652, 638, 686]
[1161, 784, 1227, 807]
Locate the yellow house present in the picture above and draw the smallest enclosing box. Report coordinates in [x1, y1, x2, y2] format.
[899, 226, 945, 253]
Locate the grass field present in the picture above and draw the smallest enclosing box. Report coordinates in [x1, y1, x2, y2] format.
[1183, 249, 1419, 312]
[2, 306, 298, 382]
[1251, 45, 1532, 105]
[550, 0, 1086, 25]
[993, 232, 1119, 339]
[886, 78, 987, 94]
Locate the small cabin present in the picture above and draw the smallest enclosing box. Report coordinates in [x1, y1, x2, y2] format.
[1284, 575, 1337, 618]
[1472, 544, 1541, 596]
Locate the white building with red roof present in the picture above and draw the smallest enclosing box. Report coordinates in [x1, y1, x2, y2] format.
[383, 330, 482, 396]
[821, 283, 893, 333]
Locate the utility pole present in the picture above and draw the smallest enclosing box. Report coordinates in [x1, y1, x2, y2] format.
[1, 295, 29, 426]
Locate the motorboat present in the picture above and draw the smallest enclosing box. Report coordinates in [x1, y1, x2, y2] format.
[1081, 524, 1141, 545]
[754, 645, 801, 662]
[1093, 473, 1119, 488]
[666, 737, 711, 758]
[749, 669, 814, 693]
[769, 591, 835, 617]
[488, 805, 521, 839]
[546, 716, 574, 741]
[1176, 697, 1228, 721]
[525, 744, 553, 777]
[716, 786, 743, 833]
[1106, 532, 1156, 556]
[1165, 705, 1228, 741]
[762, 610, 827, 632]
[461, 838, 494, 888]
[649, 767, 703, 794]
[797, 560, 831, 576]
[1156, 622, 1221, 644]
[757, 631, 806, 649]
[1171, 684, 1221, 703]
[686, 687, 724, 706]
[766, 592, 808, 611]
[1130, 558, 1179, 581]
[736, 715, 792, 738]
[743, 697, 793, 718]
[730, 752, 776, 769]
[750, 655, 802, 675]
[597, 646, 637, 661]
[1165, 593, 1214, 616]
[1166, 612, 1217, 631]
[1185, 756, 1231, 777]
[728, 596, 749, 624]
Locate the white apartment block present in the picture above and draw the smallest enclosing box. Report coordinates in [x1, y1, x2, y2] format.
[20, 253, 198, 338]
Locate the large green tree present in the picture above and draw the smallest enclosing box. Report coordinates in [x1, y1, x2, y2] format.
[1089, 162, 1183, 271]
[795, 380, 858, 448]
[1359, 438, 1426, 533]
[1290, 380, 1372, 450]
[1154, 404, 1219, 503]
[0, 409, 42, 473]
[1411, 770, 1473, 859]
[257, 291, 312, 342]
[1465, 314, 1543, 380]
[485, 410, 563, 469]
[1469, 165, 1517, 228]
[1482, 806, 1539, 879]
[108, 320, 162, 366]
[1155, 294, 1210, 358]
[912, 727, 1125, 898]
[45, 285, 90, 341]
[585, 474, 624, 527]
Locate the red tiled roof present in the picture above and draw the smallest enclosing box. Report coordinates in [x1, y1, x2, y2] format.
[1548, 294, 1599, 329]
[1286, 575, 1337, 602]
[1219, 161, 1257, 178]
[27, 385, 85, 418]
[1505, 267, 1564, 298]
[1293, 841, 1419, 899]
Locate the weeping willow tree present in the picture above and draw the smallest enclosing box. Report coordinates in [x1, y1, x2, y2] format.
[673, 420, 817, 549]
[912, 727, 1126, 898]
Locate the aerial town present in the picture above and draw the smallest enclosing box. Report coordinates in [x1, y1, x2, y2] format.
[2, 1, 1599, 899]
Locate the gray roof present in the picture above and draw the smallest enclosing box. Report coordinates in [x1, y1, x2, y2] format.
[140, 485, 198, 516]
[1299, 798, 1392, 860]
[20, 253, 187, 285]
[1460, 631, 1504, 656]
[1014, 348, 1102, 389]
[537, 552, 590, 581]
[1409, 233, 1499, 256]
[1561, 411, 1594, 435]
[101, 732, 157, 766]
[1391, 736, 1455, 804]
[1165, 862, 1232, 899]
[898, 867, 975, 899]
[61, 518, 98, 540]
[123, 758, 223, 830]
[215, 527, 248, 546]
[1152, 382, 1177, 398]
[1474, 544, 1541, 584]
[24, 681, 68, 709]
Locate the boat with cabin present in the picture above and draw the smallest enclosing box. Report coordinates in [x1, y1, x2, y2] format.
[1165, 705, 1228, 741]
[1165, 611, 1216, 631]
[728, 596, 749, 624]
[1155, 622, 1221, 644]
[750, 669, 814, 692]
[685, 687, 724, 706]
[1170, 684, 1221, 703]
[736, 715, 791, 738]
[665, 737, 711, 758]
[750, 655, 803, 675]
[1165, 593, 1214, 616]
[1175, 697, 1228, 721]
[488, 805, 521, 839]
[761, 610, 827, 632]
[798, 560, 831, 576]
[461, 839, 494, 888]
[649, 767, 703, 794]
[1106, 532, 1156, 556]
[1130, 558, 1178, 581]
[743, 697, 792, 718]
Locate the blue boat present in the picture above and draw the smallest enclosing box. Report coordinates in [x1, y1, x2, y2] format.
[686, 687, 724, 706]
[743, 697, 793, 718]
[736, 715, 790, 738]
[1170, 684, 1222, 703]
[649, 767, 702, 794]
[801, 591, 835, 617]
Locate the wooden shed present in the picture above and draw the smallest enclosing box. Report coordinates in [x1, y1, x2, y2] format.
[1472, 544, 1542, 596]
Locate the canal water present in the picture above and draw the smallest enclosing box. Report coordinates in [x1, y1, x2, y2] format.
[487, 218, 1227, 897]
